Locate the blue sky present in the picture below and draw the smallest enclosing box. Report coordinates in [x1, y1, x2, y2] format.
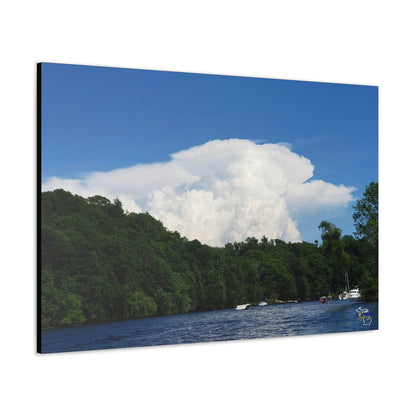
[41, 63, 378, 244]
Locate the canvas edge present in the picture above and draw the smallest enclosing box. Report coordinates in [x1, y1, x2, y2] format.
[37, 62, 42, 353]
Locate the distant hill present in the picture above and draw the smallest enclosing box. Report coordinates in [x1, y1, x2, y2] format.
[40, 189, 375, 329]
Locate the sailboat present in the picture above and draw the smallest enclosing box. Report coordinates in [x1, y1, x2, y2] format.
[338, 272, 361, 300]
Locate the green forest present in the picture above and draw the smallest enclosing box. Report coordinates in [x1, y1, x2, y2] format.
[40, 182, 378, 329]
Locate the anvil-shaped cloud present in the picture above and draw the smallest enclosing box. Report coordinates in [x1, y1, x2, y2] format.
[42, 139, 355, 246]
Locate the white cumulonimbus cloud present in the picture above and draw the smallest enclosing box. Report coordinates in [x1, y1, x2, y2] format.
[42, 139, 355, 246]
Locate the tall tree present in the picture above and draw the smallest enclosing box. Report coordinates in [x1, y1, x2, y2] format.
[318, 221, 347, 292]
[353, 181, 378, 249]
[352, 182, 378, 299]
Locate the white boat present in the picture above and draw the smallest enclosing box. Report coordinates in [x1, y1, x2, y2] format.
[348, 287, 361, 299]
[236, 304, 250, 310]
[258, 301, 267, 306]
[339, 287, 361, 300]
[338, 272, 361, 300]
[339, 291, 349, 300]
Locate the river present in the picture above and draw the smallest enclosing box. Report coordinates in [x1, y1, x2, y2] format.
[41, 299, 378, 353]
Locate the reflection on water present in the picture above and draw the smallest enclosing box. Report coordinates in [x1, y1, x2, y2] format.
[41, 300, 378, 353]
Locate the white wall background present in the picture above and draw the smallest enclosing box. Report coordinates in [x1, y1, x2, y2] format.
[1, 1, 415, 414]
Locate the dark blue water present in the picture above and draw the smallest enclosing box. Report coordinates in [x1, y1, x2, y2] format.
[41, 300, 378, 353]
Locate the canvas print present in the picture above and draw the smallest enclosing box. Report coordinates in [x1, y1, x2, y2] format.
[38, 63, 378, 353]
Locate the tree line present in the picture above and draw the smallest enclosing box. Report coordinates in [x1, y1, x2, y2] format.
[40, 182, 378, 329]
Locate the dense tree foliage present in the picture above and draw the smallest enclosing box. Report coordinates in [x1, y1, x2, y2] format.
[353, 182, 378, 247]
[351, 181, 379, 299]
[41, 186, 378, 328]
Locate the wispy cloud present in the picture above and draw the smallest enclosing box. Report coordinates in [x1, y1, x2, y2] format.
[42, 139, 355, 246]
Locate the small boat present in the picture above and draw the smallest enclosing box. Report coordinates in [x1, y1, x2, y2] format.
[339, 291, 349, 300]
[319, 295, 332, 304]
[258, 300, 267, 306]
[339, 287, 361, 300]
[348, 287, 361, 299]
[338, 272, 361, 300]
[235, 304, 250, 310]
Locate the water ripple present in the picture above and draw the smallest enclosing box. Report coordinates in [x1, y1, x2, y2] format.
[42, 300, 378, 353]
